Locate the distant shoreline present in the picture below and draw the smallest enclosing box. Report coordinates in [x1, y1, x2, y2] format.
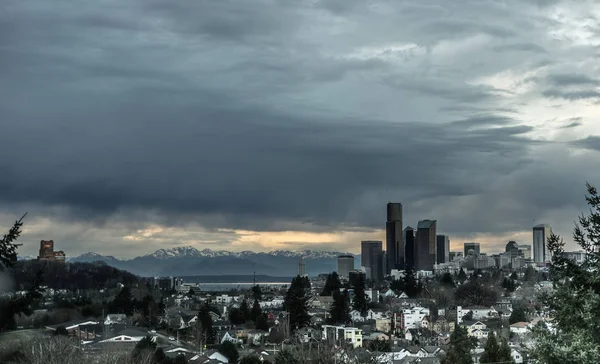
[176, 275, 294, 283]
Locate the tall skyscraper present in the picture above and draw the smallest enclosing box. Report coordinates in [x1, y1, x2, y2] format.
[298, 256, 306, 276]
[415, 220, 437, 270]
[533, 224, 552, 263]
[464, 242, 481, 257]
[404, 226, 415, 270]
[436, 235, 450, 264]
[386, 203, 404, 273]
[337, 255, 355, 279]
[361, 240, 383, 282]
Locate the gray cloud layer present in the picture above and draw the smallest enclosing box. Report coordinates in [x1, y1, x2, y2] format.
[1, 0, 600, 255]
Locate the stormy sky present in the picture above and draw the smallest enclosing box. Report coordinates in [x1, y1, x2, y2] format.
[1, 0, 600, 258]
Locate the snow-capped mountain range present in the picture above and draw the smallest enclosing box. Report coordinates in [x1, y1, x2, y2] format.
[140, 246, 344, 260]
[66, 246, 360, 277]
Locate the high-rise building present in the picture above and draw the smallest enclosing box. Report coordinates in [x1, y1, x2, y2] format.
[337, 255, 355, 279]
[436, 235, 450, 264]
[361, 241, 383, 282]
[415, 220, 437, 270]
[533, 224, 552, 263]
[464, 242, 481, 257]
[298, 256, 306, 276]
[505, 241, 523, 259]
[386, 203, 404, 273]
[404, 226, 415, 270]
[519, 245, 532, 260]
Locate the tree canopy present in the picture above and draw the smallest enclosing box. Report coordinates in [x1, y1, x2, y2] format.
[441, 326, 476, 364]
[283, 275, 311, 331]
[328, 289, 351, 325]
[321, 272, 341, 296]
[531, 183, 600, 364]
[350, 272, 368, 315]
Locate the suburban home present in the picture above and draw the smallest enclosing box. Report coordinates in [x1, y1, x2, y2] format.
[295, 327, 321, 343]
[321, 325, 363, 348]
[433, 317, 449, 333]
[457, 306, 497, 321]
[99, 328, 152, 343]
[104, 314, 127, 325]
[461, 321, 489, 338]
[308, 296, 335, 310]
[247, 329, 269, 346]
[375, 318, 391, 332]
[509, 322, 530, 335]
[219, 330, 239, 344]
[46, 319, 99, 334]
[190, 349, 230, 363]
[421, 316, 430, 329]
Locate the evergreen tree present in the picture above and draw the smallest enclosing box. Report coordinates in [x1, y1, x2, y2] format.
[321, 272, 342, 296]
[250, 299, 262, 322]
[440, 272, 456, 288]
[251, 285, 262, 301]
[283, 275, 311, 331]
[241, 355, 262, 364]
[457, 268, 468, 282]
[240, 299, 250, 322]
[480, 332, 500, 363]
[228, 307, 246, 325]
[110, 286, 135, 316]
[328, 289, 351, 324]
[508, 306, 527, 324]
[132, 335, 157, 361]
[0, 214, 26, 268]
[404, 269, 422, 297]
[523, 266, 536, 282]
[499, 337, 514, 364]
[198, 302, 215, 345]
[350, 272, 368, 316]
[255, 314, 269, 331]
[219, 341, 239, 363]
[174, 354, 188, 364]
[531, 183, 600, 364]
[441, 326, 476, 364]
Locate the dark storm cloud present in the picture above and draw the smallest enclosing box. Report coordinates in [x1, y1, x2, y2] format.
[1, 0, 599, 254]
[542, 89, 600, 101]
[573, 136, 600, 151]
[547, 73, 600, 87]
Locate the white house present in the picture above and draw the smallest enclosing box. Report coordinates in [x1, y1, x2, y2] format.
[220, 331, 239, 344]
[321, 325, 363, 348]
[400, 307, 430, 330]
[509, 322, 530, 335]
[100, 329, 152, 343]
[104, 314, 127, 325]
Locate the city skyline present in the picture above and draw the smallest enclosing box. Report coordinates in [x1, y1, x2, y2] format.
[2, 0, 599, 259]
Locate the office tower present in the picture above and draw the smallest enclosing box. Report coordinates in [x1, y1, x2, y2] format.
[519, 245, 532, 260]
[361, 240, 383, 282]
[505, 241, 523, 259]
[298, 256, 306, 276]
[337, 255, 355, 279]
[415, 220, 437, 270]
[404, 226, 416, 270]
[464, 242, 481, 257]
[436, 235, 450, 264]
[533, 224, 552, 263]
[386, 203, 404, 273]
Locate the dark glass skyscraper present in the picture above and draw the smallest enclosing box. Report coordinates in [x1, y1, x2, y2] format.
[464, 242, 481, 256]
[404, 226, 415, 270]
[415, 220, 437, 270]
[361, 240, 383, 282]
[436, 235, 450, 264]
[386, 202, 403, 273]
